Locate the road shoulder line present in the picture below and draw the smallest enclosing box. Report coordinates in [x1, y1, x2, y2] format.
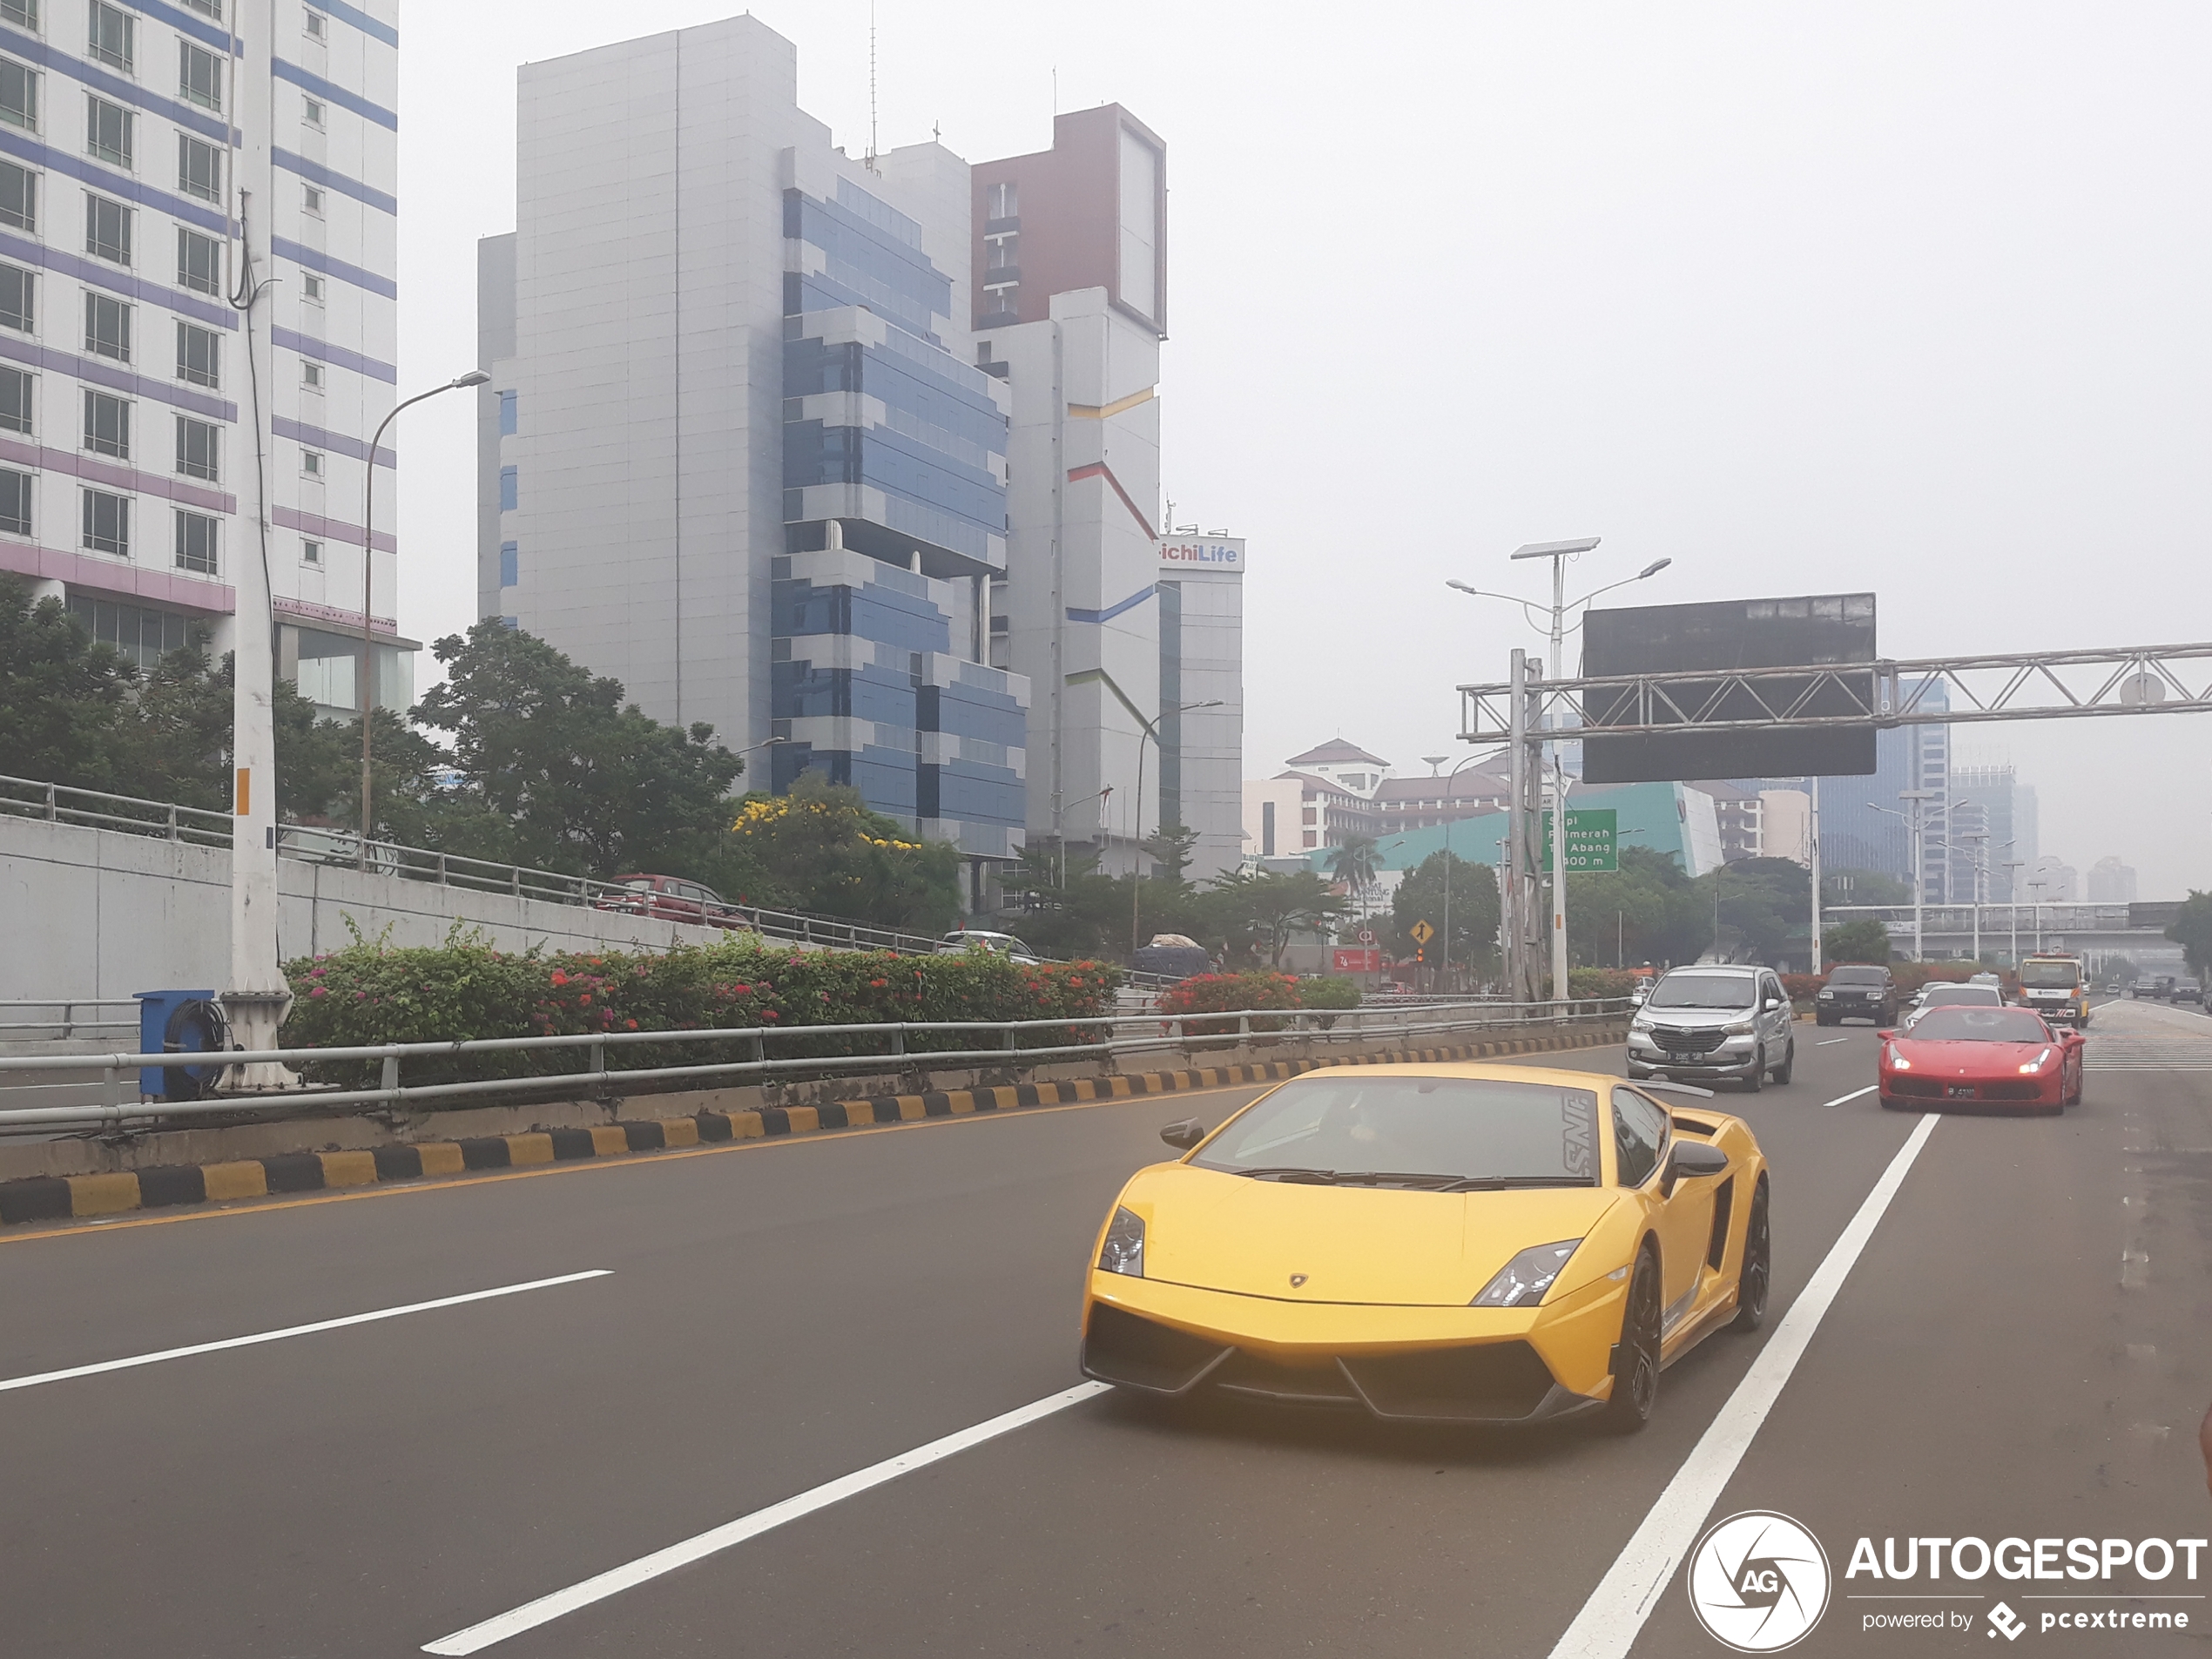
[1546, 1111, 1940, 1659]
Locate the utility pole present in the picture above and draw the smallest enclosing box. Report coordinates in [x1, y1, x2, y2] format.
[1809, 776, 1824, 974]
[2003, 858, 2025, 965]
[1505, 649, 1529, 1001]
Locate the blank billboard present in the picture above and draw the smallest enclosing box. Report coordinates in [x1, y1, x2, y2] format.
[1581, 593, 1878, 783]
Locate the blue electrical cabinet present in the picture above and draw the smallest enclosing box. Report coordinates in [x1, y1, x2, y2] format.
[134, 989, 219, 1099]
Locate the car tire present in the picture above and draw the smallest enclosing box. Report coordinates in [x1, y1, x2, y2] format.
[1741, 1054, 1763, 1094]
[1815, 1013, 1833, 1028]
[1602, 1248, 1662, 1434]
[2064, 1055, 2083, 1107]
[1730, 1177, 1771, 1332]
[1770, 1040, 1794, 1085]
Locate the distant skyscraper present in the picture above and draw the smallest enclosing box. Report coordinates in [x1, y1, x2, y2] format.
[1809, 678, 1950, 889]
[2030, 854, 2077, 903]
[2087, 856, 2137, 902]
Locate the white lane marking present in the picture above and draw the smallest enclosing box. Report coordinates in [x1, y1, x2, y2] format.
[1816, 1038, 1849, 1047]
[0, 1271, 611, 1394]
[423, 1379, 1114, 1655]
[1545, 1112, 1939, 1659]
[1824, 1085, 1877, 1108]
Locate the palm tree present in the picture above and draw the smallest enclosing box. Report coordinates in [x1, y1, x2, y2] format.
[1326, 833, 1380, 903]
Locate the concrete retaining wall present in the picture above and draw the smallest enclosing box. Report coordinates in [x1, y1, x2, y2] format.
[0, 814, 732, 1001]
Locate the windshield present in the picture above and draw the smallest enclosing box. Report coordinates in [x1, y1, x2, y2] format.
[1193, 1076, 1600, 1187]
[1827, 967, 1887, 985]
[1906, 1008, 2050, 1043]
[2019, 961, 2080, 988]
[1649, 973, 1757, 1010]
[1919, 985, 2000, 1006]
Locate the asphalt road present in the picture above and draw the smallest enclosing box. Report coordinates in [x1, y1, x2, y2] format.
[2, 1007, 2208, 1657]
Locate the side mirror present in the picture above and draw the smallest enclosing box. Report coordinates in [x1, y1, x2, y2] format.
[1663, 1138, 1730, 1191]
[1875, 1028, 1896, 1041]
[1763, 997, 1783, 1012]
[1159, 1118, 1208, 1151]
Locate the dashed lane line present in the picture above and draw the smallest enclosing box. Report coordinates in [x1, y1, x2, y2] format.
[1545, 1112, 1940, 1659]
[421, 1380, 1114, 1654]
[0, 1271, 611, 1394]
[1824, 1085, 1877, 1108]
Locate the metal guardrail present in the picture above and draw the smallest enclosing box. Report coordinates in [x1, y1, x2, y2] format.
[0, 1000, 140, 1040]
[2, 773, 978, 960]
[0, 998, 1635, 1133]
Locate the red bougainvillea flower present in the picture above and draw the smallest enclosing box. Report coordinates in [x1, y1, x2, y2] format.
[579, 993, 591, 1005]
[869, 978, 887, 988]
[550, 970, 570, 987]
[308, 986, 328, 998]
[763, 1009, 780, 1019]
[626, 1018, 639, 1029]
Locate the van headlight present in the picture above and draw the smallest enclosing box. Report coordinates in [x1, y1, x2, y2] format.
[1631, 1015, 1654, 1032]
[1096, 1206, 1145, 1277]
[1472, 1239, 1582, 1307]
[1723, 1018, 1756, 1035]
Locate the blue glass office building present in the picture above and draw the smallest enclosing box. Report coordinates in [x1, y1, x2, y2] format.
[775, 179, 1028, 858]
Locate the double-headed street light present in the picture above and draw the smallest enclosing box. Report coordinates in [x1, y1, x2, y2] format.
[357, 369, 493, 866]
[1449, 543, 1673, 1001]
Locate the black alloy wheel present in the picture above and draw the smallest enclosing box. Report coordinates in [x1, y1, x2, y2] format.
[1816, 1012, 1833, 1027]
[2065, 1052, 2083, 1107]
[1602, 1250, 1662, 1433]
[1730, 1178, 1771, 1332]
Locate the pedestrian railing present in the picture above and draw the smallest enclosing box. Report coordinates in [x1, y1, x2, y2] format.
[0, 1000, 140, 1042]
[0, 998, 1634, 1133]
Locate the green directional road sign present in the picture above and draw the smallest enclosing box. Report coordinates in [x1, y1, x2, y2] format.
[1540, 807, 1619, 873]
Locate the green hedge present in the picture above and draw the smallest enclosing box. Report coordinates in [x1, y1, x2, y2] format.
[278, 933, 1121, 1093]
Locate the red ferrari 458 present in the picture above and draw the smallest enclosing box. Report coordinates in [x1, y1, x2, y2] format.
[1878, 1005, 2085, 1114]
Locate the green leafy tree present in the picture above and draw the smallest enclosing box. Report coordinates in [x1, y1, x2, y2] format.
[725, 770, 962, 931]
[1824, 918, 1895, 963]
[1388, 851, 1501, 982]
[0, 576, 138, 790]
[1208, 867, 1347, 968]
[2167, 893, 2212, 978]
[1566, 844, 1714, 967]
[1706, 856, 1812, 966]
[410, 620, 744, 876]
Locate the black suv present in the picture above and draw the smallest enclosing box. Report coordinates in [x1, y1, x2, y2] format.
[1817, 963, 1898, 1025]
[2175, 977, 2205, 1007]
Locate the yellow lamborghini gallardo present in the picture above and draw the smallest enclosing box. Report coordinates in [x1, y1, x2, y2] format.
[1080, 1062, 1771, 1431]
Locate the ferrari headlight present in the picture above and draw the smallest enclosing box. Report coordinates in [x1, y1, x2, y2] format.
[1096, 1206, 1145, 1277]
[2018, 1047, 2052, 1075]
[1471, 1239, 1581, 1308]
[1889, 1048, 1912, 1070]
[1723, 1018, 1756, 1035]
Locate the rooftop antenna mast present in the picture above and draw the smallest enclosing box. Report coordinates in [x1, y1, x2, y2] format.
[866, 3, 879, 171]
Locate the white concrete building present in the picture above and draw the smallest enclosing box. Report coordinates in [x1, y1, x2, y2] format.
[0, 0, 408, 717]
[478, 16, 1029, 869]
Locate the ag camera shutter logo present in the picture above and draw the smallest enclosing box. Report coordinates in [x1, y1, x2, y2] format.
[1687, 1511, 1832, 1652]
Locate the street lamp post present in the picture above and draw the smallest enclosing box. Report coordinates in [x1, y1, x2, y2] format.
[358, 369, 491, 866]
[1450, 543, 1672, 1003]
[1132, 698, 1224, 956]
[1052, 785, 1112, 890]
[2002, 858, 2026, 964]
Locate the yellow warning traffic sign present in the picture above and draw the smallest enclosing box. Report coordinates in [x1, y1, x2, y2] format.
[1408, 920, 1435, 946]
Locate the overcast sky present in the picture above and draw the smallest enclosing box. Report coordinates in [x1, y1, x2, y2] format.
[394, 2, 2212, 896]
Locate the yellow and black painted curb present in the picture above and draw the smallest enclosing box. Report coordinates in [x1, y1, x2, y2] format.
[0, 1026, 1623, 1228]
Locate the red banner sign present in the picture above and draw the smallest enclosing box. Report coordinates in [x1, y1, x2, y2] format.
[1332, 948, 1382, 973]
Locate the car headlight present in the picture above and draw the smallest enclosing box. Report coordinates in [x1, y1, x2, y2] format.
[1630, 1015, 1654, 1031]
[1817, 988, 1834, 999]
[2018, 1047, 2052, 1075]
[1723, 1018, 1756, 1035]
[1888, 1047, 1911, 1070]
[1096, 1206, 1145, 1277]
[1471, 1239, 1582, 1307]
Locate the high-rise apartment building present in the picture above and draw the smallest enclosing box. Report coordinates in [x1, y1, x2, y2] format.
[1, 0, 408, 717]
[2087, 856, 2137, 903]
[1952, 764, 2033, 903]
[1806, 679, 1951, 892]
[971, 107, 1246, 881]
[478, 17, 1029, 872]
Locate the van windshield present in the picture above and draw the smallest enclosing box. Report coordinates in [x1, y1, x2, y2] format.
[2020, 961, 2081, 989]
[1827, 967, 1887, 985]
[1649, 973, 1757, 1010]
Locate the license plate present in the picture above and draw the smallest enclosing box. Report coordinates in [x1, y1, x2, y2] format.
[1946, 1084, 1975, 1099]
